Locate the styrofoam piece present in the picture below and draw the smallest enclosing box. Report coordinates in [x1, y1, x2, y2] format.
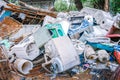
[9, 36, 39, 60]
[14, 59, 33, 74]
[94, 10, 113, 31]
[80, 7, 98, 16]
[45, 36, 80, 73]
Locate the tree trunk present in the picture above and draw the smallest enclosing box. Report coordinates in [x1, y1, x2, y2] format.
[104, 0, 109, 12]
[74, 0, 83, 10]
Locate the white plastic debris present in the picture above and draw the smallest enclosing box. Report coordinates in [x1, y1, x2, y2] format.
[32, 27, 51, 48]
[108, 62, 119, 72]
[80, 7, 98, 16]
[42, 16, 56, 27]
[9, 36, 39, 60]
[72, 39, 85, 55]
[68, 11, 81, 17]
[58, 20, 70, 35]
[57, 12, 69, 19]
[84, 45, 97, 60]
[94, 10, 114, 31]
[84, 15, 93, 26]
[86, 37, 111, 43]
[18, 13, 26, 20]
[113, 14, 120, 29]
[14, 58, 33, 74]
[9, 25, 40, 41]
[91, 26, 108, 37]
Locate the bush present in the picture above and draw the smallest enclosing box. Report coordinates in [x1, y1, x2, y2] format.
[54, 0, 77, 12]
[54, 0, 68, 12]
[110, 0, 120, 15]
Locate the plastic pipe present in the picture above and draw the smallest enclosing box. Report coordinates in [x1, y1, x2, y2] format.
[14, 59, 33, 74]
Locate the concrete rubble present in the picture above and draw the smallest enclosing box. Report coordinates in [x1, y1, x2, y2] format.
[0, 0, 120, 80]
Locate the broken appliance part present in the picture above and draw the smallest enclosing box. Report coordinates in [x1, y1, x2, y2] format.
[9, 36, 39, 60]
[43, 36, 80, 73]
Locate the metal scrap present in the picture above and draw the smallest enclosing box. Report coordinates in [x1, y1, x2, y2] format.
[0, 0, 120, 80]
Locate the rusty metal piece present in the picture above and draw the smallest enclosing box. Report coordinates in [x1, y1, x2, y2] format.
[5, 3, 57, 18]
[0, 17, 22, 38]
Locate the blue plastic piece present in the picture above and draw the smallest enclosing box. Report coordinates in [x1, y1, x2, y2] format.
[0, 17, 4, 21]
[114, 45, 120, 51]
[0, 11, 12, 21]
[68, 19, 93, 38]
[109, 55, 116, 62]
[87, 41, 114, 52]
[79, 53, 86, 66]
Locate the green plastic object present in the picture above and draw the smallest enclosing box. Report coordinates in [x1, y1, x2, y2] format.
[1, 40, 10, 49]
[45, 24, 65, 38]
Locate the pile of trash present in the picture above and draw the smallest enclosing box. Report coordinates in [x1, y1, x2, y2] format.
[0, 1, 120, 80]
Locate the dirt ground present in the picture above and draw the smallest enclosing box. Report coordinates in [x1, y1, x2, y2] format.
[11, 66, 92, 80]
[25, 72, 91, 80]
[25, 66, 92, 80]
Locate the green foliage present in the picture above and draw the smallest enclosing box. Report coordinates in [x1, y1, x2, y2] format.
[54, 0, 120, 14]
[110, 0, 120, 15]
[81, 0, 87, 3]
[54, 0, 68, 12]
[54, 0, 77, 12]
[81, 0, 104, 9]
[82, 0, 120, 14]
[81, 0, 94, 8]
[68, 0, 78, 11]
